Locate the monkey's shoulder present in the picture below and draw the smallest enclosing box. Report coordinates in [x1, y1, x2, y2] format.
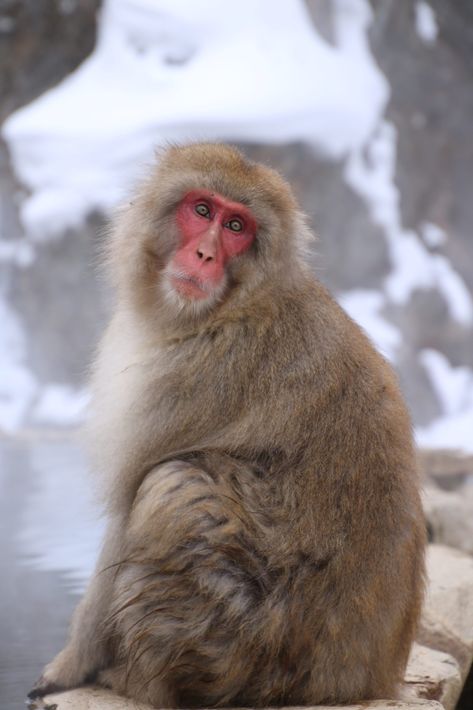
[248, 279, 404, 410]
[252, 279, 383, 366]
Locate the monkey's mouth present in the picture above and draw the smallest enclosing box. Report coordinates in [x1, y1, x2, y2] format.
[169, 272, 211, 300]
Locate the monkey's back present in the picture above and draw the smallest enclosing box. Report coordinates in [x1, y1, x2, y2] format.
[100, 276, 425, 707]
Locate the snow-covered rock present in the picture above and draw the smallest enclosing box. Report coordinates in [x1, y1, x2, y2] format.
[0, 0, 472, 447]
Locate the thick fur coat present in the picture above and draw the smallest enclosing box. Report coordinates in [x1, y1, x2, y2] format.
[33, 144, 425, 707]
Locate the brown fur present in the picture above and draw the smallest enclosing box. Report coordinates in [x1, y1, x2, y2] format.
[30, 143, 425, 707]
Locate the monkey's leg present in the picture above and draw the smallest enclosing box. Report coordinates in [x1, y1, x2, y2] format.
[99, 458, 275, 708]
[28, 514, 126, 698]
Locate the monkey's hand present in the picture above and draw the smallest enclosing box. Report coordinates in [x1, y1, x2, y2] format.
[27, 644, 96, 700]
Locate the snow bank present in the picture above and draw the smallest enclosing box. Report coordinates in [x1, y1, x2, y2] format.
[345, 122, 473, 326]
[3, 0, 387, 238]
[417, 350, 473, 453]
[338, 289, 401, 361]
[32, 385, 90, 427]
[1, 0, 472, 454]
[415, 1, 439, 44]
[0, 287, 89, 431]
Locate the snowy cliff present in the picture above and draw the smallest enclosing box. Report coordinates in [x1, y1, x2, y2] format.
[1, 0, 472, 452]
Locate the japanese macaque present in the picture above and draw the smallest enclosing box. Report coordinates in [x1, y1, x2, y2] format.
[29, 143, 425, 707]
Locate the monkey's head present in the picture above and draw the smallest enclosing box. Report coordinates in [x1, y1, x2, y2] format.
[109, 143, 312, 325]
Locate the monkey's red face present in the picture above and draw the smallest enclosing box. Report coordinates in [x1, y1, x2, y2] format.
[167, 191, 257, 302]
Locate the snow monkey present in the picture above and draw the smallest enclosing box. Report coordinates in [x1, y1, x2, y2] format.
[29, 143, 425, 707]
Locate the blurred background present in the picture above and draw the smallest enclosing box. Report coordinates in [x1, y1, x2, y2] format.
[1, 0, 473, 707]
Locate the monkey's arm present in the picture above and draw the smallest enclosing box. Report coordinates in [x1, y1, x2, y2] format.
[89, 314, 269, 516]
[28, 514, 125, 698]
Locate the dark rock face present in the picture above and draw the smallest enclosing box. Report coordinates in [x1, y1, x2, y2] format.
[238, 143, 391, 295]
[305, 0, 336, 46]
[251, 1, 473, 425]
[1, 0, 472, 430]
[0, 0, 103, 399]
[8, 211, 109, 386]
[368, 0, 473, 375]
[0, 0, 101, 122]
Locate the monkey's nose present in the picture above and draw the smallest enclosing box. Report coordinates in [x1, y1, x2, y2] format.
[196, 248, 214, 263]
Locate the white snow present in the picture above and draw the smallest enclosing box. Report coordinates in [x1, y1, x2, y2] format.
[338, 289, 401, 361]
[0, 238, 35, 266]
[32, 385, 90, 427]
[417, 408, 473, 454]
[421, 222, 447, 249]
[388, 236, 473, 325]
[1, 0, 472, 454]
[2, 0, 387, 237]
[415, 1, 439, 44]
[0, 290, 91, 433]
[343, 96, 473, 453]
[417, 350, 473, 454]
[0, 293, 90, 433]
[345, 121, 473, 326]
[420, 349, 473, 417]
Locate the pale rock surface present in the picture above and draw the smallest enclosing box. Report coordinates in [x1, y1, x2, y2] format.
[418, 448, 473, 489]
[33, 688, 444, 710]
[418, 545, 473, 678]
[404, 642, 462, 710]
[30, 687, 152, 709]
[423, 484, 473, 555]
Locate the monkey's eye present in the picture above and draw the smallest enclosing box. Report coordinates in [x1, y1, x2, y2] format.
[195, 203, 210, 218]
[226, 219, 243, 233]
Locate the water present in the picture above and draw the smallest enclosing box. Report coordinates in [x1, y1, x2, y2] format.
[0, 434, 103, 709]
